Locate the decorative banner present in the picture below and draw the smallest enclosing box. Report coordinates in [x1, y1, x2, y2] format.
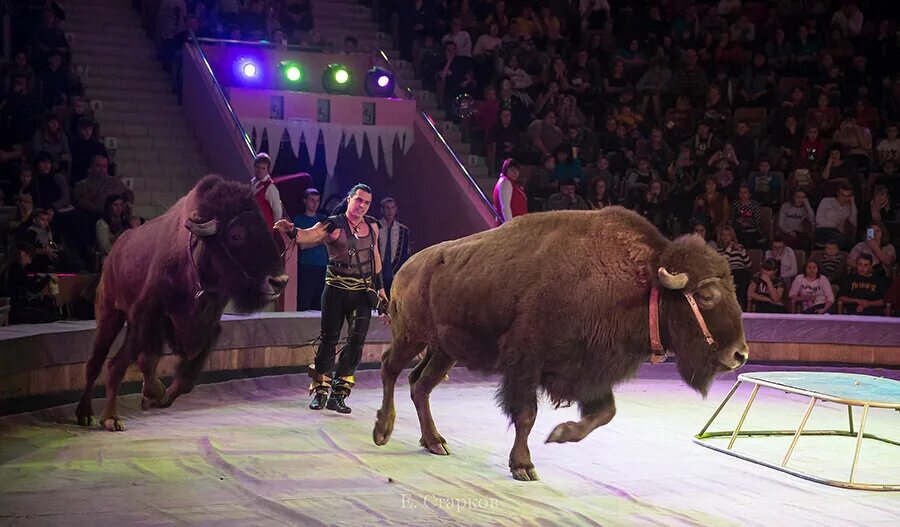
[240, 118, 414, 177]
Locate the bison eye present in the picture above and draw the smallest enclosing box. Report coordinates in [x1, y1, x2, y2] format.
[227, 226, 247, 246]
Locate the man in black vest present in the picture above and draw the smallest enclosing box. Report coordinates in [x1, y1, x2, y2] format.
[276, 183, 387, 413]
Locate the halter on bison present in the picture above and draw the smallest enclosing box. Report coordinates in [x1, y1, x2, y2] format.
[75, 174, 288, 431]
[373, 207, 748, 480]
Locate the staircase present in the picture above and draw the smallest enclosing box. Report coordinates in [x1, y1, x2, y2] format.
[64, 0, 209, 219]
[311, 0, 494, 195]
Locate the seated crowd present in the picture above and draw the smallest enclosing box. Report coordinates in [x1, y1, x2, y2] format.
[0, 1, 141, 324]
[386, 0, 900, 316]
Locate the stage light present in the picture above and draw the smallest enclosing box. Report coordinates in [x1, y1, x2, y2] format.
[365, 67, 394, 97]
[285, 64, 301, 81]
[323, 63, 352, 94]
[234, 57, 262, 82]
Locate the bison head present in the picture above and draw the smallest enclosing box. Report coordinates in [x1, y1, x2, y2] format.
[657, 235, 748, 395]
[184, 175, 288, 312]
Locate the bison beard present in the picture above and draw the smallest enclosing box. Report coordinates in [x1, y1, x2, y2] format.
[75, 175, 288, 432]
[373, 207, 748, 480]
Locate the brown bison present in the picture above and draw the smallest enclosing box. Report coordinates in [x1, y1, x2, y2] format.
[75, 174, 290, 431]
[373, 207, 748, 480]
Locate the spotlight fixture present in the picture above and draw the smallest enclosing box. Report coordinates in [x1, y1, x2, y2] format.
[322, 63, 352, 94]
[234, 57, 262, 83]
[277, 60, 304, 89]
[365, 66, 395, 97]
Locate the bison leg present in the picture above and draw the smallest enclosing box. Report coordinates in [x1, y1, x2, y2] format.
[546, 389, 616, 444]
[373, 339, 426, 446]
[500, 368, 541, 482]
[99, 327, 141, 432]
[137, 352, 166, 410]
[75, 307, 126, 426]
[410, 347, 455, 455]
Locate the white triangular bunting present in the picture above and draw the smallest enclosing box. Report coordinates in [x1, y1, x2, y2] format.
[323, 126, 344, 177]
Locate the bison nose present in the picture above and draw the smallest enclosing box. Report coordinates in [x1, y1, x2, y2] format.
[268, 274, 289, 294]
[733, 345, 749, 367]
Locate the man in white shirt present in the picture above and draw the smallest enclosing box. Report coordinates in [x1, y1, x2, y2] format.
[441, 18, 472, 57]
[765, 237, 798, 288]
[814, 184, 857, 250]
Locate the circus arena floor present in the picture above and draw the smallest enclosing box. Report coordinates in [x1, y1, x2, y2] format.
[0, 365, 898, 526]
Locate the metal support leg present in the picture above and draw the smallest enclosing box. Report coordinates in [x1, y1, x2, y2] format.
[782, 397, 817, 467]
[698, 380, 742, 437]
[728, 384, 760, 450]
[849, 405, 870, 484]
[848, 406, 854, 435]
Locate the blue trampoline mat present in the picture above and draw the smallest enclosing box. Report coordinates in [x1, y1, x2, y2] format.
[739, 371, 900, 407]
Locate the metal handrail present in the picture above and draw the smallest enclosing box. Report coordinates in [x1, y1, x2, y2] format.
[194, 37, 372, 55]
[419, 112, 501, 224]
[373, 48, 500, 224]
[188, 34, 256, 160]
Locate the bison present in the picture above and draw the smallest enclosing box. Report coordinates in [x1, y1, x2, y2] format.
[75, 174, 289, 431]
[373, 207, 749, 480]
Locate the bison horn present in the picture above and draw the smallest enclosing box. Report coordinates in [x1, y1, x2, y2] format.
[658, 267, 689, 290]
[184, 218, 219, 237]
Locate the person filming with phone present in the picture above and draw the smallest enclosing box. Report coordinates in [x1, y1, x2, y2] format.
[848, 222, 896, 277]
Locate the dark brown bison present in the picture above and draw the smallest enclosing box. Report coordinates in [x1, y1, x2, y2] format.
[373, 207, 748, 480]
[75, 174, 288, 431]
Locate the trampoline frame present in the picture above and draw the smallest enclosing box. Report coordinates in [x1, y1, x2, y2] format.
[693, 373, 900, 491]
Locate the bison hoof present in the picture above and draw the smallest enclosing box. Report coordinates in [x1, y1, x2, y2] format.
[545, 421, 582, 444]
[102, 418, 125, 432]
[373, 409, 395, 446]
[420, 435, 450, 455]
[511, 466, 540, 481]
[75, 414, 93, 427]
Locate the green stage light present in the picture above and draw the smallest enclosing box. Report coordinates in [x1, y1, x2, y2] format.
[285, 65, 301, 82]
[323, 63, 353, 94]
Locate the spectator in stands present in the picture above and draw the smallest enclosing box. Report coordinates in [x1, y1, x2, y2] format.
[626, 157, 659, 201]
[634, 179, 668, 232]
[155, 0, 186, 66]
[442, 18, 472, 57]
[717, 225, 751, 306]
[814, 183, 857, 250]
[790, 260, 834, 314]
[65, 96, 93, 140]
[546, 179, 589, 211]
[32, 115, 70, 170]
[748, 258, 787, 313]
[876, 124, 900, 169]
[250, 153, 282, 229]
[739, 52, 774, 108]
[710, 156, 736, 200]
[588, 178, 615, 210]
[636, 58, 672, 122]
[341, 36, 357, 54]
[747, 158, 782, 206]
[378, 197, 410, 300]
[839, 254, 889, 316]
[486, 108, 519, 175]
[37, 51, 71, 108]
[527, 110, 562, 162]
[674, 49, 709, 105]
[74, 154, 134, 220]
[777, 189, 815, 249]
[70, 119, 106, 186]
[731, 183, 763, 248]
[848, 222, 896, 277]
[806, 93, 839, 136]
[10, 165, 34, 203]
[831, 3, 863, 38]
[798, 125, 824, 170]
[11, 193, 34, 235]
[687, 120, 721, 168]
[832, 115, 872, 171]
[815, 240, 847, 286]
[19, 208, 59, 272]
[550, 144, 582, 187]
[95, 193, 129, 263]
[701, 178, 731, 231]
[239, 0, 268, 41]
[1, 75, 39, 146]
[0, 243, 62, 324]
[293, 188, 327, 310]
[33, 7, 69, 64]
[32, 151, 70, 212]
[1, 51, 36, 95]
[692, 222, 717, 249]
[493, 158, 527, 224]
[281, 0, 314, 41]
[766, 236, 798, 286]
[859, 185, 891, 238]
